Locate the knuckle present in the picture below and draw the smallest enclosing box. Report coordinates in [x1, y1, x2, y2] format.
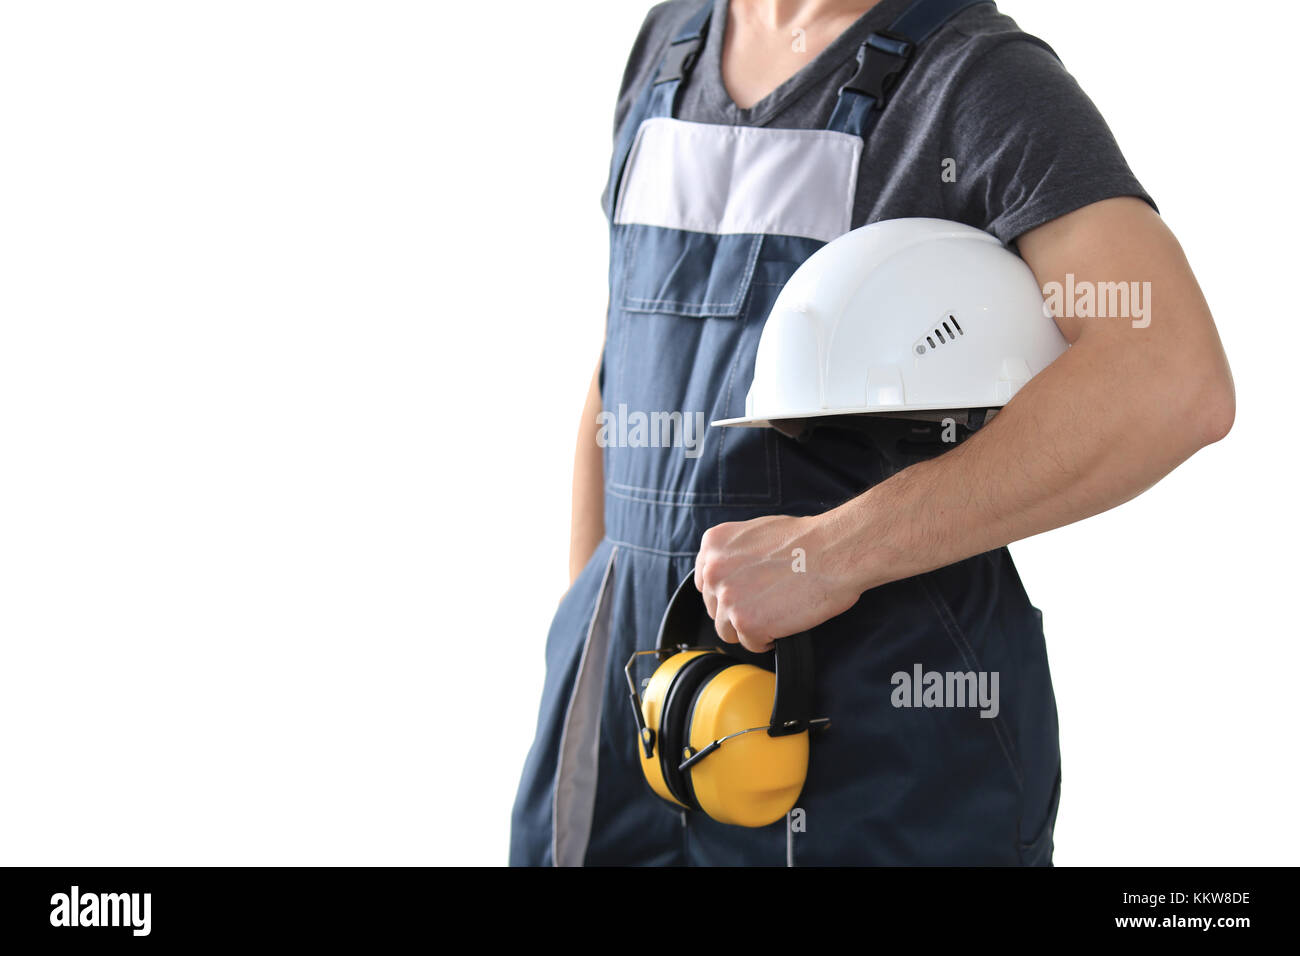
[730, 608, 755, 636]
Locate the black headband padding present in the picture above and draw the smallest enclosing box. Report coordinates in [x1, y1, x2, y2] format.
[768, 634, 815, 737]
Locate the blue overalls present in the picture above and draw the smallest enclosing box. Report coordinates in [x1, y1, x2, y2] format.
[510, 0, 1061, 866]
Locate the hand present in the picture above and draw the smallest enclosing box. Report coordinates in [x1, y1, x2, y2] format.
[694, 513, 864, 653]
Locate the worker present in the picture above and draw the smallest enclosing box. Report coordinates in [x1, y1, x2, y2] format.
[510, 0, 1234, 866]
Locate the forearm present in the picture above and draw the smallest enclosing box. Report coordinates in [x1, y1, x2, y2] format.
[568, 356, 606, 583]
[820, 339, 1221, 592]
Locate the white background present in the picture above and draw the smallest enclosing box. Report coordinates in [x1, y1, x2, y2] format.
[0, 0, 1295, 866]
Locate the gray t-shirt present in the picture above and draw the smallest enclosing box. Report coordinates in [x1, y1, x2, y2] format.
[601, 0, 1154, 243]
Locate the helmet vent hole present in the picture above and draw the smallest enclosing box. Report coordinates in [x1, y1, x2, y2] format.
[917, 317, 966, 357]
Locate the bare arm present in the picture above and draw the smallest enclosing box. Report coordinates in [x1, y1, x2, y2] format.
[696, 198, 1236, 650]
[569, 353, 606, 584]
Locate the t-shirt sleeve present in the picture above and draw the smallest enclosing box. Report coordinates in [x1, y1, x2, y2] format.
[942, 36, 1156, 244]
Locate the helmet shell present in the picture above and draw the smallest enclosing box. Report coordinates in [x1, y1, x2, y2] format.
[714, 218, 1068, 428]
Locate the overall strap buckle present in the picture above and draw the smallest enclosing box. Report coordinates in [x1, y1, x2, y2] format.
[655, 34, 704, 85]
[840, 31, 914, 108]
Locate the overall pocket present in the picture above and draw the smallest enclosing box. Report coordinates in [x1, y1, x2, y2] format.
[604, 225, 783, 508]
[915, 570, 1026, 787]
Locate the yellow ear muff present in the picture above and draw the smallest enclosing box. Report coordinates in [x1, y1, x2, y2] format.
[685, 663, 809, 827]
[629, 571, 823, 828]
[633, 648, 809, 827]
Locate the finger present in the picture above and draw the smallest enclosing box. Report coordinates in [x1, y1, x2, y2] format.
[701, 582, 718, 621]
[733, 610, 773, 654]
[715, 614, 739, 645]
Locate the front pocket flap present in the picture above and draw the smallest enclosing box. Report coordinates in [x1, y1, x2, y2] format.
[620, 227, 761, 317]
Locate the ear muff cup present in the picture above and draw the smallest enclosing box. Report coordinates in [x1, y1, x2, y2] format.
[657, 651, 733, 808]
[684, 663, 809, 827]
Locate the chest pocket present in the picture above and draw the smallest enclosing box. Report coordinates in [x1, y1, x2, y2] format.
[620, 228, 761, 317]
[605, 224, 782, 507]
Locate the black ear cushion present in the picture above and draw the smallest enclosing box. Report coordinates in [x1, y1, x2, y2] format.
[658, 653, 733, 808]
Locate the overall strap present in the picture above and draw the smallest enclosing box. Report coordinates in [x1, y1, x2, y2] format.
[604, 1, 712, 220]
[646, 1, 713, 121]
[827, 0, 993, 138]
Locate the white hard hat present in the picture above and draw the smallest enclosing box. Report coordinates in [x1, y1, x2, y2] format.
[714, 218, 1068, 430]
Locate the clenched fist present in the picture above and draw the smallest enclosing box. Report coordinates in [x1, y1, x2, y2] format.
[693, 512, 865, 653]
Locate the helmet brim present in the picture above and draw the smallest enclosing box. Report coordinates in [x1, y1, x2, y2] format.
[712, 403, 1005, 429]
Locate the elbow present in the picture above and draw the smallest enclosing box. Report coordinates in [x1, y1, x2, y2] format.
[1184, 368, 1236, 449]
[1202, 380, 1236, 445]
[1146, 326, 1235, 451]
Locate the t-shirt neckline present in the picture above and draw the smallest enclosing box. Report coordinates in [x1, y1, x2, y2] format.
[699, 0, 914, 127]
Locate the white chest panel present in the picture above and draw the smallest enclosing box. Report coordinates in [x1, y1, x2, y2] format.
[613, 116, 861, 243]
